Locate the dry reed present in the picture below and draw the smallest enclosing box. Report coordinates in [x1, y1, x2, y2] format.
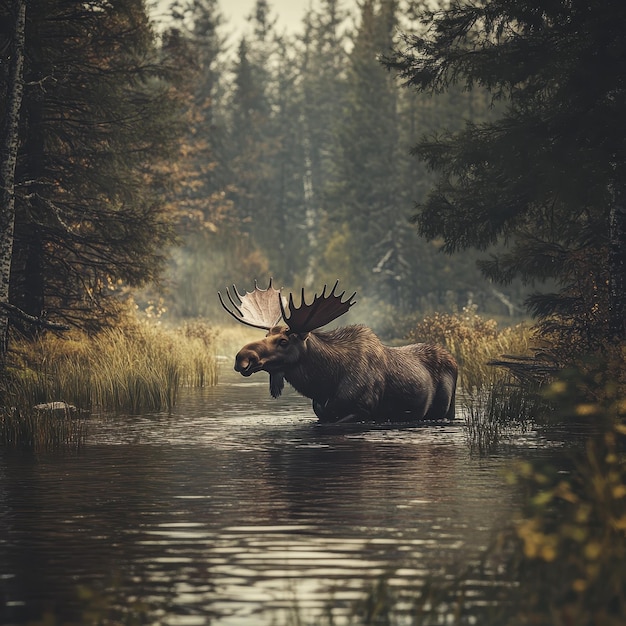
[5, 318, 218, 416]
[408, 306, 539, 451]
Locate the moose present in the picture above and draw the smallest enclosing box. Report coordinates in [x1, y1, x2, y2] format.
[218, 280, 458, 423]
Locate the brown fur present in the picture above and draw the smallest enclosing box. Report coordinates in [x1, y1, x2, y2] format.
[234, 324, 458, 423]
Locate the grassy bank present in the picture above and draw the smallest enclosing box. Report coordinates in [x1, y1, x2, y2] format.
[6, 319, 218, 414]
[1, 318, 218, 447]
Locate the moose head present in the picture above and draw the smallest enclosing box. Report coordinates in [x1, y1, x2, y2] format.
[219, 279, 356, 383]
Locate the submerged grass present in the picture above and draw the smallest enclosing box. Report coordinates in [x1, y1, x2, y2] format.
[0, 405, 88, 451]
[462, 375, 551, 453]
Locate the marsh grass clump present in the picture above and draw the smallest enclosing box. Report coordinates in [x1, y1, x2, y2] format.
[5, 318, 218, 417]
[407, 306, 534, 393]
[408, 307, 543, 452]
[463, 375, 549, 453]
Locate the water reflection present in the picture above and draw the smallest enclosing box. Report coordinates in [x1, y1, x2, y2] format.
[0, 368, 534, 625]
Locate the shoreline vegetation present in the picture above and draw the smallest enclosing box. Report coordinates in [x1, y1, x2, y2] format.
[0, 306, 536, 450]
[0, 316, 219, 449]
[408, 306, 541, 452]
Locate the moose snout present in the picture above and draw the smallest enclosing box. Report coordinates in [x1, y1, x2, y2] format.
[234, 349, 260, 376]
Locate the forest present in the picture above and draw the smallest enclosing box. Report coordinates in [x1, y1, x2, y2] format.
[0, 0, 540, 344]
[1, 0, 624, 344]
[1, 0, 626, 623]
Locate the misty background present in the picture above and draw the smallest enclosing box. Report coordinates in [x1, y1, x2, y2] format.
[142, 0, 529, 337]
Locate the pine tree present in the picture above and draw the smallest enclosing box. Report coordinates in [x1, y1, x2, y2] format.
[386, 0, 626, 344]
[227, 0, 312, 285]
[228, 32, 275, 262]
[158, 0, 254, 319]
[298, 0, 349, 287]
[327, 0, 404, 302]
[0, 0, 181, 333]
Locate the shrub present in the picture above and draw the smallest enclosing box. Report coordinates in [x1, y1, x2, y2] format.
[407, 305, 534, 393]
[408, 307, 541, 452]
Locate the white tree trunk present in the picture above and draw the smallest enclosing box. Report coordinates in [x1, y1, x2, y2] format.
[0, 0, 26, 362]
[302, 141, 317, 290]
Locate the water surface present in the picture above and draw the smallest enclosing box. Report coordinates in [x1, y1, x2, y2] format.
[0, 367, 552, 625]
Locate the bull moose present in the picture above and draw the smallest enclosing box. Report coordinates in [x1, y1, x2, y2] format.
[218, 280, 458, 423]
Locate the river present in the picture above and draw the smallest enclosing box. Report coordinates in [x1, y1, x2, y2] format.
[0, 365, 561, 625]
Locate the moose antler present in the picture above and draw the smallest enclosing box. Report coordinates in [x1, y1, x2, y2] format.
[281, 280, 356, 334]
[218, 278, 285, 330]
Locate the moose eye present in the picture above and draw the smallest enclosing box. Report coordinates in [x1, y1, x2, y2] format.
[278, 338, 289, 347]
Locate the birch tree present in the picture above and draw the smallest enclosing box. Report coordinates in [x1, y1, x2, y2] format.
[0, 0, 26, 361]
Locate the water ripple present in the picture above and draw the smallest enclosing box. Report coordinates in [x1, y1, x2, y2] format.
[0, 368, 554, 625]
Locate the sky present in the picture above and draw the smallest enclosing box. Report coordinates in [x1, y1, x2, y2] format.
[151, 0, 356, 41]
[222, 0, 314, 34]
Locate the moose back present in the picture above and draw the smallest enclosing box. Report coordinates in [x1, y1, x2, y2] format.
[219, 280, 458, 423]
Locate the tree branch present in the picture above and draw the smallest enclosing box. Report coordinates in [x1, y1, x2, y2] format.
[0, 302, 70, 331]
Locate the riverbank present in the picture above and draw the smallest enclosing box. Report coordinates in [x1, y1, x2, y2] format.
[0, 317, 219, 447]
[0, 309, 535, 449]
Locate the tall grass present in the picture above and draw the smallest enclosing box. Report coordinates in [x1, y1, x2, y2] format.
[408, 306, 542, 451]
[407, 306, 534, 393]
[5, 318, 218, 416]
[462, 376, 549, 452]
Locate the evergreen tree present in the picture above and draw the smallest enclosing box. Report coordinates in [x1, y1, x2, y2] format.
[158, 0, 256, 319]
[228, 29, 276, 265]
[227, 0, 312, 285]
[327, 0, 404, 303]
[266, 32, 310, 284]
[308, 0, 507, 319]
[0, 0, 181, 332]
[387, 0, 626, 344]
[298, 0, 349, 287]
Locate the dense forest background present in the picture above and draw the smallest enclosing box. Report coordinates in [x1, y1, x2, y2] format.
[152, 0, 529, 332]
[2, 2, 626, 621]
[1, 0, 624, 347]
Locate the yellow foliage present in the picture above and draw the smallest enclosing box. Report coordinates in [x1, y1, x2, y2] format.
[575, 403, 599, 416]
[508, 380, 626, 622]
[407, 306, 533, 393]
